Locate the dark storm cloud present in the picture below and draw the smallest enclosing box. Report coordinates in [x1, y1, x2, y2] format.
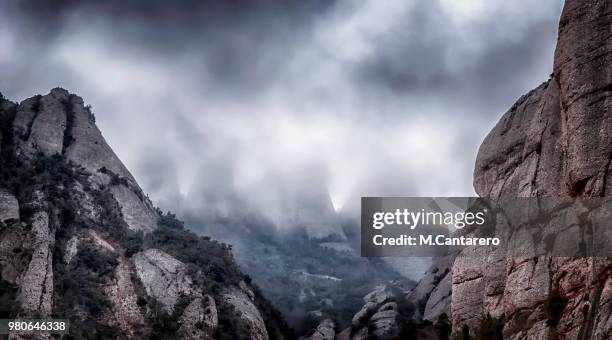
[354, 0, 561, 113]
[0, 0, 564, 224]
[5, 0, 337, 95]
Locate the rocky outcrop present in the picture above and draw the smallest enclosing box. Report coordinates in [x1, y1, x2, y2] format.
[134, 249, 198, 312]
[17, 211, 54, 317]
[177, 295, 218, 340]
[351, 284, 394, 328]
[303, 319, 335, 340]
[222, 286, 269, 340]
[368, 301, 399, 338]
[110, 184, 158, 233]
[403, 255, 454, 321]
[0, 188, 19, 222]
[10, 88, 158, 234]
[451, 0, 612, 338]
[62, 94, 134, 183]
[105, 257, 146, 336]
[14, 89, 66, 157]
[336, 284, 403, 339]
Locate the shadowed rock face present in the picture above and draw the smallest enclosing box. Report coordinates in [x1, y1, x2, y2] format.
[456, 0, 612, 338]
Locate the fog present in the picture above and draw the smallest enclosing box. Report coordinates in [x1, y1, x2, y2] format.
[0, 0, 564, 223]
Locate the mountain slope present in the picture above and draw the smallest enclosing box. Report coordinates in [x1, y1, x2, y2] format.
[0, 89, 292, 339]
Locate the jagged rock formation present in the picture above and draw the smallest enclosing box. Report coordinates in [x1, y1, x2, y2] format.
[221, 286, 269, 340]
[403, 255, 454, 323]
[134, 248, 199, 313]
[330, 284, 406, 339]
[177, 295, 218, 340]
[0, 89, 292, 339]
[303, 319, 335, 340]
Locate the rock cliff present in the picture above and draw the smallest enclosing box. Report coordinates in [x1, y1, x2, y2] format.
[0, 89, 292, 339]
[336, 0, 612, 339]
[406, 0, 612, 339]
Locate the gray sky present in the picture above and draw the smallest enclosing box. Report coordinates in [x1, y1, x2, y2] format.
[0, 0, 564, 219]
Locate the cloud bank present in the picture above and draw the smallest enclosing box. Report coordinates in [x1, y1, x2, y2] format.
[0, 0, 564, 222]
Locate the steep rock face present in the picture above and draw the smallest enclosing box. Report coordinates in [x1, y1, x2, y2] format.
[337, 284, 404, 339]
[17, 211, 54, 317]
[222, 286, 270, 340]
[134, 248, 199, 312]
[303, 319, 335, 340]
[110, 184, 158, 233]
[9, 88, 157, 234]
[0, 188, 19, 221]
[62, 94, 135, 183]
[177, 295, 218, 340]
[13, 89, 67, 157]
[404, 255, 454, 322]
[553, 0, 612, 196]
[454, 0, 612, 338]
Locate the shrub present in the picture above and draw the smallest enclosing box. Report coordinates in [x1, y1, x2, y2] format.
[476, 314, 504, 340]
[544, 289, 566, 327]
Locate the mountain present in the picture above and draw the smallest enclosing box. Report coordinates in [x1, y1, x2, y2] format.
[0, 88, 292, 339]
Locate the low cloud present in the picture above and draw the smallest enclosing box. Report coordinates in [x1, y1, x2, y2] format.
[0, 0, 564, 223]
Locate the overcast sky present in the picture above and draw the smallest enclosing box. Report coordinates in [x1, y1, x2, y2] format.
[0, 0, 564, 219]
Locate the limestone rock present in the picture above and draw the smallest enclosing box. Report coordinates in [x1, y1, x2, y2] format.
[178, 295, 218, 340]
[133, 249, 198, 312]
[17, 212, 54, 317]
[63, 94, 135, 183]
[351, 284, 394, 327]
[11, 89, 159, 234]
[110, 184, 158, 233]
[404, 254, 454, 320]
[368, 302, 399, 338]
[304, 319, 335, 340]
[13, 89, 67, 157]
[0, 188, 19, 222]
[222, 286, 269, 340]
[105, 258, 145, 336]
[457, 1, 612, 338]
[423, 268, 452, 322]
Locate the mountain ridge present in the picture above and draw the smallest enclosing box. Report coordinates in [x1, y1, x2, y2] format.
[0, 88, 292, 339]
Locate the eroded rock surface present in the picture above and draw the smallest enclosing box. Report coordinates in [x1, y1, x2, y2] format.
[222, 286, 269, 340]
[178, 295, 218, 340]
[110, 184, 158, 233]
[18, 212, 54, 317]
[453, 0, 612, 338]
[304, 319, 335, 340]
[134, 248, 198, 312]
[10, 88, 158, 234]
[0, 188, 19, 222]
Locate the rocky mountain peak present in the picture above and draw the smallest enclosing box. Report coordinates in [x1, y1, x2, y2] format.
[0, 88, 292, 339]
